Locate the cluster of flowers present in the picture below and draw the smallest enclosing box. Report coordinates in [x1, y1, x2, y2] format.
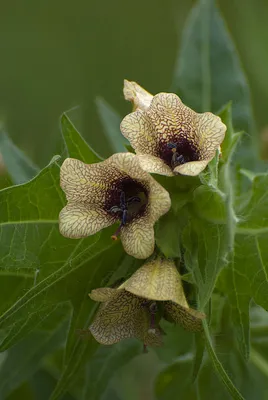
[59, 80, 226, 349]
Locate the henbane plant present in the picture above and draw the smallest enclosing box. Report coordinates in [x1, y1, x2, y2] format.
[58, 80, 222, 348]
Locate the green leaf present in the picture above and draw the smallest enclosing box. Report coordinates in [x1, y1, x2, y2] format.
[236, 173, 268, 234]
[84, 339, 141, 400]
[215, 170, 268, 358]
[0, 274, 34, 316]
[0, 130, 39, 185]
[182, 219, 229, 310]
[96, 97, 127, 153]
[155, 210, 181, 258]
[197, 359, 232, 400]
[192, 185, 226, 223]
[155, 321, 194, 364]
[6, 382, 36, 400]
[30, 369, 76, 400]
[0, 156, 64, 272]
[61, 113, 102, 163]
[218, 104, 243, 163]
[202, 321, 245, 400]
[0, 305, 69, 398]
[199, 301, 263, 400]
[111, 351, 160, 400]
[192, 333, 205, 382]
[155, 355, 196, 400]
[217, 234, 268, 359]
[0, 155, 62, 224]
[172, 0, 253, 133]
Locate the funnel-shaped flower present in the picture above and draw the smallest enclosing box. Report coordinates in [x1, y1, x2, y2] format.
[59, 153, 171, 259]
[89, 258, 205, 347]
[120, 81, 226, 176]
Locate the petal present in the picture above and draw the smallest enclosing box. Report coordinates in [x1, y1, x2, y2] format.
[89, 290, 147, 345]
[174, 160, 209, 176]
[146, 175, 171, 223]
[60, 158, 122, 205]
[147, 92, 193, 135]
[137, 154, 174, 177]
[165, 301, 205, 332]
[195, 112, 226, 158]
[59, 203, 115, 238]
[89, 287, 117, 302]
[123, 80, 153, 111]
[120, 217, 155, 259]
[107, 152, 149, 180]
[120, 258, 189, 306]
[120, 110, 158, 156]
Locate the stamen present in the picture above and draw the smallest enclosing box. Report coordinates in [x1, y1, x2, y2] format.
[109, 205, 122, 214]
[122, 209, 128, 225]
[111, 224, 122, 241]
[160, 138, 200, 169]
[120, 191, 126, 209]
[107, 181, 147, 241]
[171, 152, 186, 168]
[167, 142, 177, 149]
[127, 196, 141, 204]
[110, 192, 130, 240]
[149, 302, 157, 332]
[111, 210, 128, 241]
[143, 343, 148, 354]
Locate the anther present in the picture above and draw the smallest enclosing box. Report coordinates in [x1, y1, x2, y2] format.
[111, 224, 122, 241]
[167, 142, 177, 150]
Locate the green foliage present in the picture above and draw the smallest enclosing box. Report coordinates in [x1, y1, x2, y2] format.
[0, 0, 268, 399]
[0, 130, 39, 185]
[61, 114, 102, 163]
[95, 97, 128, 154]
[172, 0, 253, 132]
[172, 0, 257, 168]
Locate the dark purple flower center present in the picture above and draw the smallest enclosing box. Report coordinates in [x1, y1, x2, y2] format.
[105, 178, 148, 238]
[159, 137, 200, 169]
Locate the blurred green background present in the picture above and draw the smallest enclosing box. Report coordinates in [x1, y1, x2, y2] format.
[1, 1, 268, 398]
[0, 0, 268, 167]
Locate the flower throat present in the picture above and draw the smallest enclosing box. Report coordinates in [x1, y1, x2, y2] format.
[159, 137, 200, 169]
[106, 178, 148, 240]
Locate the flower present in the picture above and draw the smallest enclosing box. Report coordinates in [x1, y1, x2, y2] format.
[123, 79, 153, 111]
[89, 258, 205, 347]
[120, 81, 226, 177]
[59, 153, 171, 259]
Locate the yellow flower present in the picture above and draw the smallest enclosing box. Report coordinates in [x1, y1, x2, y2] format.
[121, 80, 226, 176]
[89, 258, 205, 347]
[59, 153, 171, 259]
